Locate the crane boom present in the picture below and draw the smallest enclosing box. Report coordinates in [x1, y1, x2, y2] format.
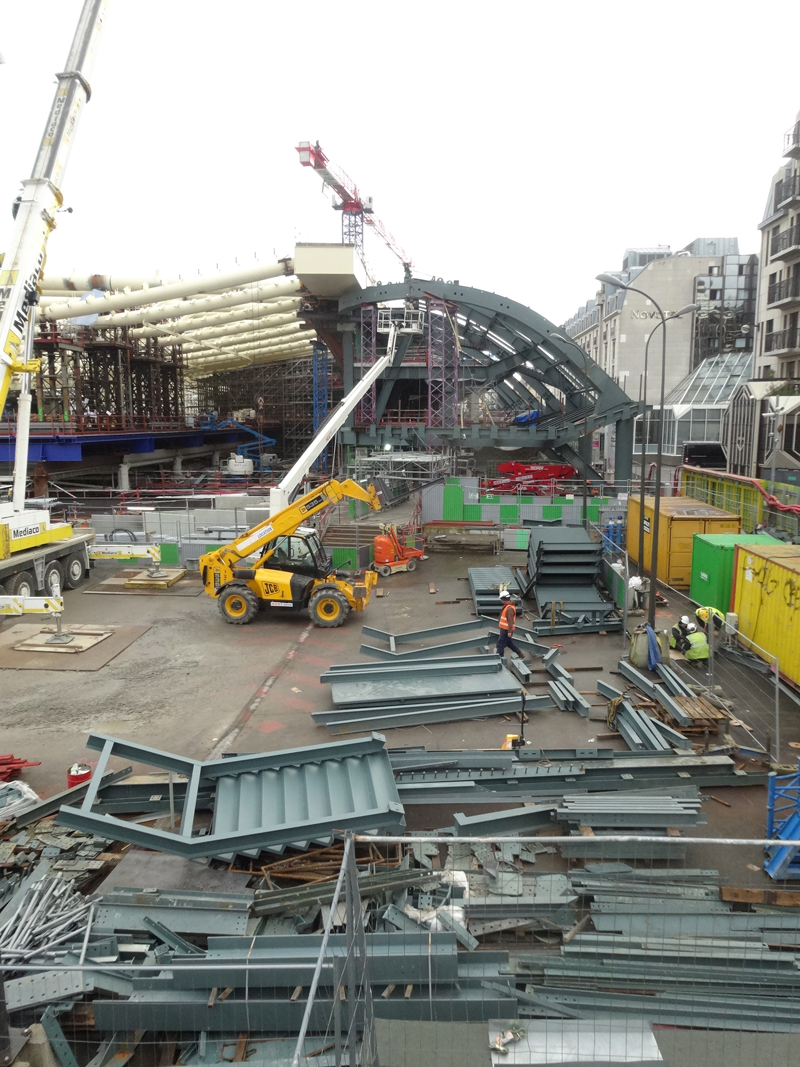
[269, 324, 398, 514]
[0, 0, 107, 419]
[296, 141, 412, 277]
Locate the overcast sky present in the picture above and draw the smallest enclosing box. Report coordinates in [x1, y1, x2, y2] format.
[2, 1, 799, 326]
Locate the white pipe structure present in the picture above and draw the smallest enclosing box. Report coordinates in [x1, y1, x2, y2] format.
[179, 321, 309, 353]
[87, 278, 302, 329]
[180, 331, 318, 363]
[185, 345, 315, 377]
[152, 310, 301, 347]
[183, 339, 315, 365]
[43, 260, 293, 321]
[130, 298, 301, 338]
[268, 328, 398, 514]
[41, 272, 180, 292]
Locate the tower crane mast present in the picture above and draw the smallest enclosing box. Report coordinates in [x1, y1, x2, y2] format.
[296, 141, 412, 281]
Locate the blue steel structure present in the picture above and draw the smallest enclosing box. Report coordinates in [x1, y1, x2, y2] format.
[311, 342, 329, 473]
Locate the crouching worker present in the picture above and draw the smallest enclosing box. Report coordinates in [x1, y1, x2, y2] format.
[669, 615, 692, 653]
[696, 605, 725, 634]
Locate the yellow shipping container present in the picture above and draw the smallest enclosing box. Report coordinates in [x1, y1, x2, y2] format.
[732, 543, 800, 686]
[627, 496, 741, 589]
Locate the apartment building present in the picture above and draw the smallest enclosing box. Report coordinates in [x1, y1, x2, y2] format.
[756, 110, 800, 378]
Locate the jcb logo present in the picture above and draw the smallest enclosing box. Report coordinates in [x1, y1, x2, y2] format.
[263, 582, 280, 595]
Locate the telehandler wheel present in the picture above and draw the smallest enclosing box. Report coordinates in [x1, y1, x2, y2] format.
[309, 589, 350, 628]
[405, 558, 417, 572]
[378, 565, 392, 578]
[218, 586, 259, 625]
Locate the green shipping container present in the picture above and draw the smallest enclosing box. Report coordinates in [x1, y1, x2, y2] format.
[689, 533, 782, 613]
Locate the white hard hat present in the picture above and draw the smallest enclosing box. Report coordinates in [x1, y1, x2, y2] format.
[680, 615, 690, 626]
[499, 590, 512, 599]
[686, 622, 696, 633]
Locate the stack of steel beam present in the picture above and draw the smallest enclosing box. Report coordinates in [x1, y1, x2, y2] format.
[467, 566, 523, 615]
[505, 868, 800, 1031]
[315, 657, 536, 733]
[597, 680, 692, 753]
[543, 647, 592, 717]
[386, 746, 766, 805]
[557, 793, 705, 829]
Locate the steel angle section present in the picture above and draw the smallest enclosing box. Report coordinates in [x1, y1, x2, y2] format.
[92, 995, 364, 1035]
[436, 908, 479, 950]
[313, 695, 521, 724]
[5, 971, 94, 1011]
[330, 670, 518, 709]
[596, 679, 624, 700]
[452, 805, 556, 836]
[62, 798, 405, 861]
[322, 658, 500, 685]
[559, 682, 591, 718]
[548, 680, 569, 711]
[656, 662, 695, 697]
[319, 697, 525, 734]
[324, 655, 492, 675]
[617, 660, 692, 726]
[649, 719, 693, 750]
[359, 634, 493, 660]
[94, 903, 249, 935]
[361, 618, 491, 644]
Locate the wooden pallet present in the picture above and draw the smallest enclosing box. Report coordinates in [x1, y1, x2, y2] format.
[654, 694, 728, 734]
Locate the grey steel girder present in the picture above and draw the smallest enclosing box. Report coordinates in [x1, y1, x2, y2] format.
[337, 280, 640, 457]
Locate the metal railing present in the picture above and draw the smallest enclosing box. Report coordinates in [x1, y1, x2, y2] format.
[776, 173, 800, 207]
[767, 275, 800, 306]
[770, 223, 800, 257]
[764, 327, 800, 354]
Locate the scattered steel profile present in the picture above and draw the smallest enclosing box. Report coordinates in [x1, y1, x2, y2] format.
[58, 733, 404, 859]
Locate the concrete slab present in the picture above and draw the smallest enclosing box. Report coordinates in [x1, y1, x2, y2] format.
[84, 569, 203, 596]
[0, 623, 148, 670]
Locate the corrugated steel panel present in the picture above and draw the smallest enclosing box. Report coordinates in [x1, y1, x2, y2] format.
[481, 504, 501, 523]
[420, 483, 444, 523]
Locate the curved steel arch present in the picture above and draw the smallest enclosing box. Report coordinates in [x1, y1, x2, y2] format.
[338, 279, 640, 481]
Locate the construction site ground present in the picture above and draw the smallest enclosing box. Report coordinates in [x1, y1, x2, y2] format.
[1, 538, 796, 890]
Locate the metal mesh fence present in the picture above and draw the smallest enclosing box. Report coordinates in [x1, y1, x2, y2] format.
[3, 833, 800, 1067]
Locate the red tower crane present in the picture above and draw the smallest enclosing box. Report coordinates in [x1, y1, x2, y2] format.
[296, 141, 412, 281]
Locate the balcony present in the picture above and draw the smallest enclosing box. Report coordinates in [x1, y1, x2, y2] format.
[765, 327, 800, 355]
[785, 123, 800, 159]
[767, 275, 800, 308]
[770, 223, 800, 262]
[776, 174, 800, 209]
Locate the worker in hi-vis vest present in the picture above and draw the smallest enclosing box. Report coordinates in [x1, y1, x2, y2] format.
[495, 590, 524, 660]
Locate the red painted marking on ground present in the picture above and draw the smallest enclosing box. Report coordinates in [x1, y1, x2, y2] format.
[255, 720, 286, 734]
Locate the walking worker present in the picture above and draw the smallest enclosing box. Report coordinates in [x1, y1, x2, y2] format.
[495, 590, 524, 660]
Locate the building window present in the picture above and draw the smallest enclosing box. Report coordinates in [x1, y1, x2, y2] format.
[739, 264, 746, 276]
[710, 289, 721, 301]
[709, 265, 720, 276]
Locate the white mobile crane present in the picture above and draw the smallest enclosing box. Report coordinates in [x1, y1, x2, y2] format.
[0, 0, 106, 608]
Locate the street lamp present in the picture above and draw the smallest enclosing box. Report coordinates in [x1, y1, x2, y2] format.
[595, 275, 694, 629]
[637, 304, 697, 578]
